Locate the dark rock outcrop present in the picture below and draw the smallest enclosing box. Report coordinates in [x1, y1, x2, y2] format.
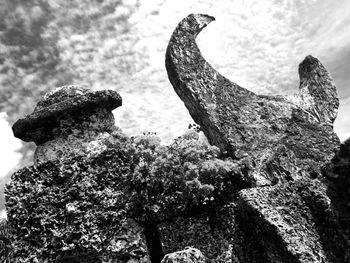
[323, 138, 350, 261]
[166, 14, 339, 186]
[12, 85, 122, 145]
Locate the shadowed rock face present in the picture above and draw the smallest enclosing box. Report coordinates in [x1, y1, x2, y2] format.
[166, 14, 340, 186]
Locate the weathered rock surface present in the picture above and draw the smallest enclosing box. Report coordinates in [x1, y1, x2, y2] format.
[159, 204, 236, 262]
[5, 86, 247, 262]
[161, 247, 206, 263]
[165, 13, 349, 263]
[166, 14, 340, 186]
[323, 138, 350, 261]
[6, 86, 151, 262]
[3, 14, 350, 263]
[12, 85, 122, 165]
[5, 149, 150, 263]
[12, 85, 122, 145]
[236, 179, 347, 262]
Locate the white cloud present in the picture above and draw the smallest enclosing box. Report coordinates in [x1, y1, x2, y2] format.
[0, 209, 7, 220]
[0, 112, 22, 179]
[126, 0, 350, 144]
[334, 97, 350, 142]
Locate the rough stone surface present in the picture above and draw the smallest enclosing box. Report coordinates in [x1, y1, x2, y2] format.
[5, 148, 150, 263]
[159, 204, 236, 262]
[12, 85, 122, 145]
[3, 13, 350, 263]
[161, 247, 206, 263]
[163, 13, 349, 263]
[12, 85, 122, 165]
[236, 179, 347, 262]
[33, 106, 115, 165]
[323, 138, 350, 261]
[166, 14, 340, 186]
[5, 123, 247, 262]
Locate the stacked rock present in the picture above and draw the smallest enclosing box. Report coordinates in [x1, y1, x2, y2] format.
[6, 85, 150, 262]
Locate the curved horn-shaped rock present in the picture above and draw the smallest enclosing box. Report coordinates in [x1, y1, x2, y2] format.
[166, 14, 255, 154]
[166, 14, 339, 186]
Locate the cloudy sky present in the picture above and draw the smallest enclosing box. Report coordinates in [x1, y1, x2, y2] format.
[0, 0, 349, 217]
[114, 0, 350, 142]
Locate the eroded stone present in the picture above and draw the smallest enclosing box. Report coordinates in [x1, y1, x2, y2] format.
[161, 247, 206, 263]
[236, 179, 347, 262]
[11, 85, 122, 165]
[166, 14, 340, 186]
[12, 85, 122, 144]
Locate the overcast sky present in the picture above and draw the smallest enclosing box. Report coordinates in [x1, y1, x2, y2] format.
[1, 0, 349, 198]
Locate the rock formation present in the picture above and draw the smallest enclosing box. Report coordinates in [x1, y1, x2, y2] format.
[2, 13, 350, 263]
[12, 85, 122, 165]
[166, 14, 339, 186]
[165, 13, 349, 262]
[6, 86, 150, 262]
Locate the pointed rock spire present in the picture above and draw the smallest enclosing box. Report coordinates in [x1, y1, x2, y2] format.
[298, 55, 339, 124]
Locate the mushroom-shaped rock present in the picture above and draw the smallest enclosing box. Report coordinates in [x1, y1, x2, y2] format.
[166, 14, 340, 186]
[12, 85, 122, 164]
